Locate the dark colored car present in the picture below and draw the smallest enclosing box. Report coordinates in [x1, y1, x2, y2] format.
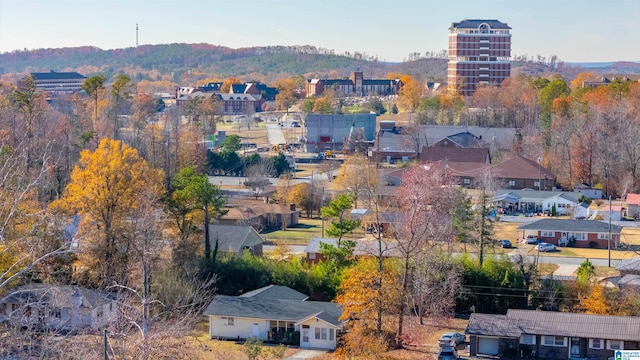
[438, 346, 458, 360]
[501, 239, 513, 248]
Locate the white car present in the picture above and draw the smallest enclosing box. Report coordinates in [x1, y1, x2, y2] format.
[439, 332, 466, 347]
[535, 242, 557, 252]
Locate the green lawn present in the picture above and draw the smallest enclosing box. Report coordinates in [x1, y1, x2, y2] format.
[262, 218, 324, 244]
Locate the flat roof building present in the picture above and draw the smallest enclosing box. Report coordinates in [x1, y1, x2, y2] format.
[28, 71, 87, 94]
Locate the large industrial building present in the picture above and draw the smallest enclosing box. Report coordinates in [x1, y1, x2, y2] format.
[447, 19, 511, 96]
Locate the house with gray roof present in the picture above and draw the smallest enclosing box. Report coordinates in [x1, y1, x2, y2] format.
[517, 219, 623, 249]
[615, 258, 640, 290]
[493, 189, 580, 215]
[466, 309, 640, 359]
[0, 284, 117, 331]
[204, 285, 344, 350]
[208, 224, 264, 256]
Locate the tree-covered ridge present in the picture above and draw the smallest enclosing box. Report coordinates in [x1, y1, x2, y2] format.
[2, 42, 602, 85]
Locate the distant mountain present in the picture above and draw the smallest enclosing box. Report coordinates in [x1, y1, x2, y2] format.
[570, 61, 640, 72]
[2, 43, 621, 84]
[0, 43, 449, 83]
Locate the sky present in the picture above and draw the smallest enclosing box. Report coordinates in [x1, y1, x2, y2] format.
[1, 0, 639, 63]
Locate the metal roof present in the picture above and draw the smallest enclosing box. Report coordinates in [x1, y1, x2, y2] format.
[30, 71, 86, 80]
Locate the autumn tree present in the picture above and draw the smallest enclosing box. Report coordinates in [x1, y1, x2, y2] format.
[220, 77, 242, 93]
[335, 257, 402, 356]
[320, 193, 360, 245]
[312, 97, 333, 114]
[274, 78, 297, 113]
[285, 183, 314, 217]
[581, 285, 609, 314]
[53, 138, 164, 287]
[398, 75, 422, 114]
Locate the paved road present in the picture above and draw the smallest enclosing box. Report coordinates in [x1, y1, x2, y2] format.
[266, 124, 286, 145]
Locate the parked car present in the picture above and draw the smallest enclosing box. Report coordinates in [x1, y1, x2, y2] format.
[438, 346, 458, 360]
[525, 235, 539, 244]
[535, 242, 557, 252]
[438, 332, 465, 347]
[500, 239, 513, 248]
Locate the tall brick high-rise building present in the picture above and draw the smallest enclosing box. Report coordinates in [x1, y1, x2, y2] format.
[447, 19, 511, 96]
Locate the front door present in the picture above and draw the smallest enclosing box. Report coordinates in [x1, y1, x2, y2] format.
[569, 337, 584, 358]
[252, 323, 260, 338]
[301, 325, 310, 348]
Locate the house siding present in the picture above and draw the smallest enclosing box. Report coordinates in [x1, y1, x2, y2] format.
[209, 315, 270, 340]
[535, 230, 619, 249]
[300, 318, 338, 350]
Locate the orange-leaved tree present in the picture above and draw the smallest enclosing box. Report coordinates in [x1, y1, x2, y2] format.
[52, 138, 164, 287]
[335, 257, 403, 357]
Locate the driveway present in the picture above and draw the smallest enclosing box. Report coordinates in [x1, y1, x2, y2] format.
[284, 349, 328, 359]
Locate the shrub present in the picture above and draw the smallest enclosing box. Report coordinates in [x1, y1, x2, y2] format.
[588, 241, 599, 248]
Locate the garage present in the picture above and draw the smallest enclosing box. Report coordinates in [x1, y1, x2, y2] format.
[477, 337, 499, 355]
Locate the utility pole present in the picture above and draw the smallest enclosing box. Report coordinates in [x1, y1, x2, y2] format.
[321, 187, 325, 237]
[608, 195, 612, 267]
[104, 329, 109, 360]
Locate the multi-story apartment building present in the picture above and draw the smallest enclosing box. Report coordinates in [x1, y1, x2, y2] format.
[447, 19, 511, 96]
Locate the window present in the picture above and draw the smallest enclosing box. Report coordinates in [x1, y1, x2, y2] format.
[463, 178, 471, 185]
[541, 231, 554, 237]
[598, 233, 609, 240]
[607, 340, 623, 350]
[589, 339, 603, 349]
[573, 232, 587, 241]
[534, 181, 540, 187]
[315, 328, 328, 340]
[520, 334, 536, 345]
[329, 329, 335, 341]
[543, 336, 566, 347]
[308, 252, 316, 260]
[221, 316, 235, 326]
[508, 180, 516, 187]
[51, 308, 62, 319]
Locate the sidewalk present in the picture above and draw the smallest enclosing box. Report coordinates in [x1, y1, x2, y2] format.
[284, 349, 328, 359]
[553, 264, 578, 277]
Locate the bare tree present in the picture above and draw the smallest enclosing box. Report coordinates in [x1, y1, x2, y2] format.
[317, 159, 340, 182]
[244, 162, 274, 199]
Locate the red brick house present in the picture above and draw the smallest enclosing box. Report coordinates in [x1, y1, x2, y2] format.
[517, 219, 623, 249]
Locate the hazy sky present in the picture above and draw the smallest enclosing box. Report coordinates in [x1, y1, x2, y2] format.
[1, 0, 639, 63]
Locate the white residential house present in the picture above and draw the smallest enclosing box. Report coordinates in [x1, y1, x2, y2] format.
[493, 190, 582, 215]
[204, 285, 344, 350]
[573, 183, 603, 199]
[0, 284, 117, 331]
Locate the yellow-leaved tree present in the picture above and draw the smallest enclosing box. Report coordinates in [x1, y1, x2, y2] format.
[52, 138, 164, 287]
[335, 257, 402, 358]
[580, 285, 610, 315]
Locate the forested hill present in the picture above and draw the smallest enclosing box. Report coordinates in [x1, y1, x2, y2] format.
[1, 42, 601, 83]
[0, 43, 449, 82]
